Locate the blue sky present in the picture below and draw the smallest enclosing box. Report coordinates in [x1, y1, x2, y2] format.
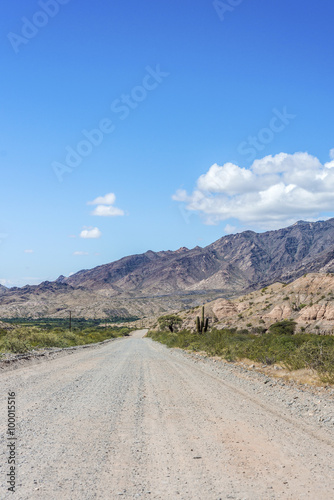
[1, 0, 334, 287]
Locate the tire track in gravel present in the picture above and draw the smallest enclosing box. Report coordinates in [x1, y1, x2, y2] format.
[165, 349, 334, 448]
[159, 351, 334, 498]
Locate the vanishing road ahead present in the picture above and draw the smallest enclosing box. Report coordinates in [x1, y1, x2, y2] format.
[1, 330, 334, 499]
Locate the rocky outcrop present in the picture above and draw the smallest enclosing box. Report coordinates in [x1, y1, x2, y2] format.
[212, 299, 238, 321]
[300, 303, 334, 321]
[173, 273, 334, 335]
[263, 305, 293, 321]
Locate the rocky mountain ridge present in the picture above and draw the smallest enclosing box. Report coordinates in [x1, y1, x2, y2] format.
[1, 218, 334, 318]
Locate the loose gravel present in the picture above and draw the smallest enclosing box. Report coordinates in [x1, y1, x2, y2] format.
[0, 330, 333, 499]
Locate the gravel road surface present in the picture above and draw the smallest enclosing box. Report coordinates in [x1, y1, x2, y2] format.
[1, 330, 334, 499]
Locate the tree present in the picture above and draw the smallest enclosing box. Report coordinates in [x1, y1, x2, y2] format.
[269, 320, 296, 335]
[157, 314, 182, 333]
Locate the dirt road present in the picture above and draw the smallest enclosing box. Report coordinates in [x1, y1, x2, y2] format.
[1, 330, 334, 499]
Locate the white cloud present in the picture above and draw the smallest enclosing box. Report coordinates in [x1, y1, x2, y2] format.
[87, 192, 124, 217]
[330, 149, 334, 161]
[0, 277, 42, 287]
[91, 205, 124, 216]
[88, 192, 116, 205]
[24, 249, 34, 254]
[224, 224, 238, 234]
[197, 162, 256, 195]
[73, 251, 89, 256]
[79, 227, 102, 239]
[173, 151, 334, 228]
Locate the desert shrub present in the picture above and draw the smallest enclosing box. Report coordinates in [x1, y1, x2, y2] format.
[269, 320, 296, 335]
[157, 314, 182, 332]
[0, 325, 131, 354]
[251, 326, 267, 335]
[28, 331, 68, 348]
[2, 335, 32, 353]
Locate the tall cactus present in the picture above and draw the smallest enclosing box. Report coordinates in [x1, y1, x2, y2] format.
[196, 316, 200, 333]
[201, 305, 204, 332]
[195, 305, 209, 334]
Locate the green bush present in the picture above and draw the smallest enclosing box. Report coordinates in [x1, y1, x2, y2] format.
[2, 336, 32, 353]
[269, 320, 296, 335]
[157, 314, 182, 332]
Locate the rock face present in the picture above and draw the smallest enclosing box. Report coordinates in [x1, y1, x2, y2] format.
[264, 305, 293, 321]
[212, 300, 238, 321]
[2, 218, 334, 318]
[175, 273, 334, 335]
[299, 303, 334, 321]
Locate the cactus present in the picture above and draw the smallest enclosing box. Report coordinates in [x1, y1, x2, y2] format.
[196, 316, 200, 333]
[195, 306, 209, 334]
[201, 305, 204, 332]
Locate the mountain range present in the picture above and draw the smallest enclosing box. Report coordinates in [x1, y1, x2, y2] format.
[1, 218, 334, 318]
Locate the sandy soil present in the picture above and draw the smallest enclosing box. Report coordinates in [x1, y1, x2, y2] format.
[0, 330, 333, 499]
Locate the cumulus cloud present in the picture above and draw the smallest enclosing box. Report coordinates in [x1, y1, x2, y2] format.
[87, 193, 116, 205]
[87, 192, 124, 216]
[92, 205, 124, 217]
[73, 251, 89, 256]
[172, 151, 334, 228]
[79, 227, 102, 239]
[224, 224, 238, 234]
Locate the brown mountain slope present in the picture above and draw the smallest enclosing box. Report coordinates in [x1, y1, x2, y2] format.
[1, 218, 334, 318]
[60, 218, 334, 295]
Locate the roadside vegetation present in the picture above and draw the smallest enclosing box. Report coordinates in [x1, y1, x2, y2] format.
[148, 320, 334, 384]
[1, 316, 138, 329]
[0, 323, 131, 355]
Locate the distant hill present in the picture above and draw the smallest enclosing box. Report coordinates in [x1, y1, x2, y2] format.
[1, 218, 334, 318]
